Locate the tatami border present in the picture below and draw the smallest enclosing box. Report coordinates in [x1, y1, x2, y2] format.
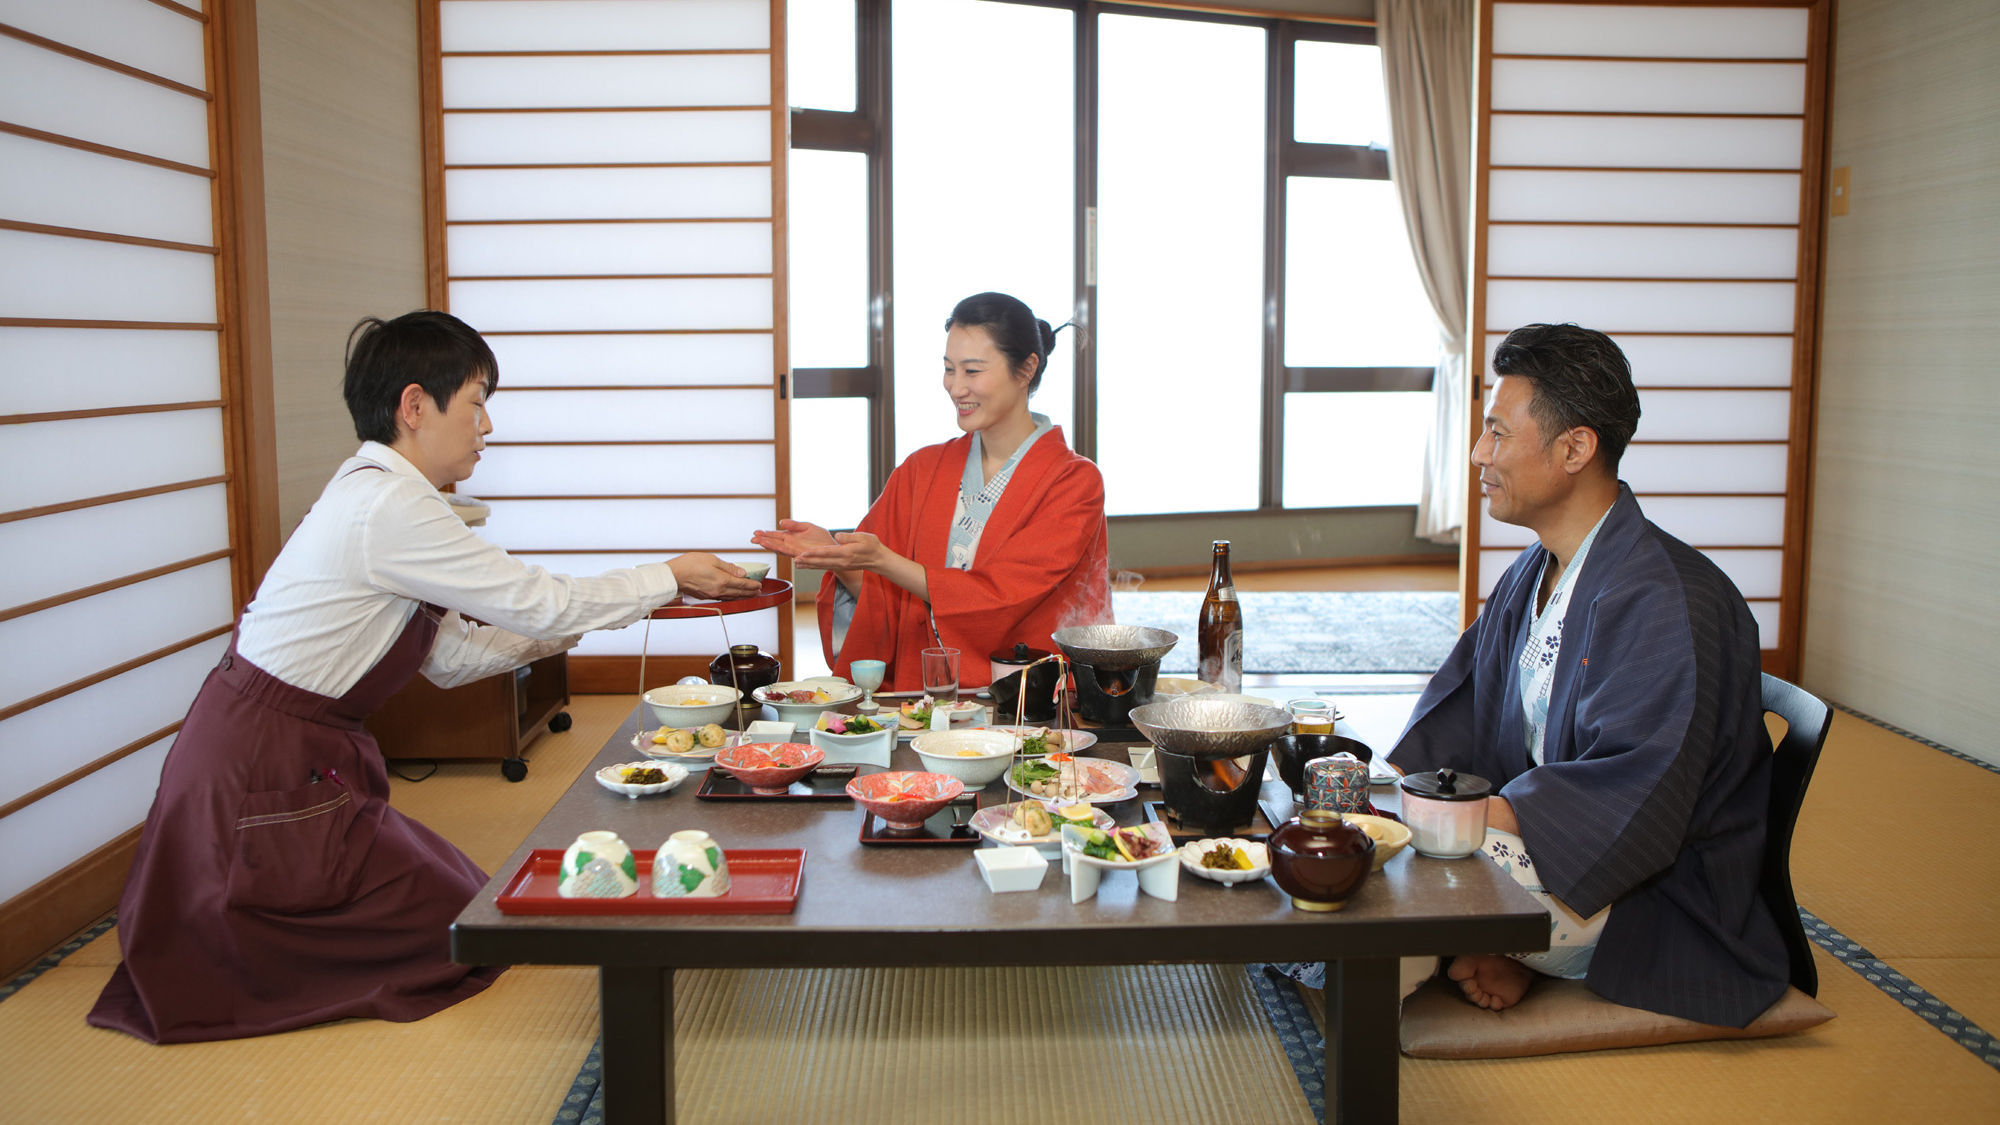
[1801, 908, 2000, 1071]
[0, 915, 115, 1006]
[1831, 702, 1997, 775]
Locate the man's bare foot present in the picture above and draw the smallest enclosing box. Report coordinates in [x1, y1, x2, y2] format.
[1447, 954, 1537, 1011]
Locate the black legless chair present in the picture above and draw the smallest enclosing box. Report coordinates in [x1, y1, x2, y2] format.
[1759, 672, 1833, 997]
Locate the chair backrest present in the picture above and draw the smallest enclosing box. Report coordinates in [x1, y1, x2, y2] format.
[1759, 673, 1832, 996]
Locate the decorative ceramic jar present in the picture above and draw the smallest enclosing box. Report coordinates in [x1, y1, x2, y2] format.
[653, 829, 731, 898]
[558, 831, 639, 898]
[1271, 733, 1372, 799]
[1399, 767, 1492, 858]
[709, 644, 780, 714]
[1305, 752, 1374, 815]
[1268, 809, 1375, 912]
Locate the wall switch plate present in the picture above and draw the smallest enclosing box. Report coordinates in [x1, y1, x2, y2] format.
[1831, 166, 1851, 216]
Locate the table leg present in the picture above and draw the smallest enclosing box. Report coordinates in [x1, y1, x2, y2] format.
[1327, 957, 1400, 1125]
[599, 965, 674, 1124]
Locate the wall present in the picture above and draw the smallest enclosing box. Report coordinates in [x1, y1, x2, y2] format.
[1803, 0, 2000, 763]
[258, 0, 428, 535]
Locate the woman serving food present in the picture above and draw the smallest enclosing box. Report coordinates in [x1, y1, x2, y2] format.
[754, 292, 1112, 692]
[87, 311, 760, 1044]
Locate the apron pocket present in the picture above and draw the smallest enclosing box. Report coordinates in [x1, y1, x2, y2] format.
[228, 783, 360, 914]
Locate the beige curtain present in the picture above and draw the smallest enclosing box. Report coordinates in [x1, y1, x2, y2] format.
[1378, 0, 1474, 544]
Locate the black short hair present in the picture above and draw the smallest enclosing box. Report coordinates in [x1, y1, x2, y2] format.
[944, 292, 1058, 394]
[1491, 323, 1641, 472]
[342, 310, 498, 444]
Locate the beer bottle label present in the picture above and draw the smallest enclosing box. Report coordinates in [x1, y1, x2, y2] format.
[1215, 585, 1237, 602]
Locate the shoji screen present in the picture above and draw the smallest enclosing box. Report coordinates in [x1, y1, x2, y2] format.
[0, 1, 259, 932]
[1467, 0, 1830, 674]
[427, 0, 789, 692]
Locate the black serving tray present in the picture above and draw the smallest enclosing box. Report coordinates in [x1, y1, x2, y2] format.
[695, 763, 860, 800]
[1142, 799, 1281, 844]
[857, 790, 983, 846]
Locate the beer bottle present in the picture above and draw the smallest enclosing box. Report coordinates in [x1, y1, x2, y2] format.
[1198, 540, 1243, 691]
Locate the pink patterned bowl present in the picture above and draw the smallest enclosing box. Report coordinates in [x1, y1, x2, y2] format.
[713, 742, 825, 795]
[845, 771, 966, 831]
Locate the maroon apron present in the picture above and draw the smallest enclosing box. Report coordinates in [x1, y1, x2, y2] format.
[87, 603, 503, 1043]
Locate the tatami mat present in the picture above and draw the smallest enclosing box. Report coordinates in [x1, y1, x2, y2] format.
[668, 964, 1313, 1124]
[1, 962, 598, 1123]
[7, 693, 1999, 1123]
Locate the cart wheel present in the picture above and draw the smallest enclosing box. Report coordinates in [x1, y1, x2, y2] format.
[548, 711, 573, 733]
[501, 757, 529, 782]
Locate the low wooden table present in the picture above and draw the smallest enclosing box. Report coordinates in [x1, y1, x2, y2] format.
[452, 707, 1547, 1124]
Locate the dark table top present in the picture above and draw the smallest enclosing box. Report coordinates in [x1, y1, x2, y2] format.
[452, 706, 1548, 969]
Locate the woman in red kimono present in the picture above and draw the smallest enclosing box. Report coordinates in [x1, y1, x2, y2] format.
[87, 311, 758, 1043]
[755, 293, 1112, 692]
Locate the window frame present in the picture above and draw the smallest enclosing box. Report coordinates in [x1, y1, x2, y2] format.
[789, 0, 1436, 517]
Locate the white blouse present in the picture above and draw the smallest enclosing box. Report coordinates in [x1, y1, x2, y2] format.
[236, 443, 678, 698]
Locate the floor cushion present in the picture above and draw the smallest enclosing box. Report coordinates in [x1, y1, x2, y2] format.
[1399, 977, 1835, 1059]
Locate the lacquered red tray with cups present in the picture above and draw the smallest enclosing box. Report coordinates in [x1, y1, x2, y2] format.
[650, 578, 792, 618]
[495, 848, 805, 915]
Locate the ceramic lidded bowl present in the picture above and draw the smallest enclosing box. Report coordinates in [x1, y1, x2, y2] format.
[1399, 767, 1492, 858]
[844, 771, 966, 831]
[653, 829, 730, 898]
[712, 741, 824, 795]
[559, 831, 639, 898]
[1267, 810, 1374, 912]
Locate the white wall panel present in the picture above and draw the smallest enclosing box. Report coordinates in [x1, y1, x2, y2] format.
[440, 0, 769, 52]
[1491, 59, 1807, 115]
[1619, 444, 1789, 494]
[0, 737, 172, 905]
[0, 0, 209, 88]
[485, 332, 774, 387]
[0, 37, 210, 168]
[0, 412, 225, 512]
[0, 230, 218, 323]
[1484, 332, 1795, 387]
[442, 54, 770, 110]
[0, 327, 221, 413]
[487, 389, 776, 443]
[476, 499, 777, 551]
[1481, 495, 1786, 549]
[1631, 389, 1792, 442]
[1749, 601, 1778, 649]
[445, 166, 771, 220]
[448, 221, 771, 277]
[468, 444, 776, 497]
[1476, 545, 1782, 601]
[1487, 225, 1797, 280]
[1488, 114, 1804, 170]
[450, 278, 773, 332]
[1488, 170, 1801, 224]
[444, 109, 770, 165]
[1486, 280, 1796, 333]
[0, 485, 230, 609]
[1492, 3, 1809, 58]
[0, 133, 215, 246]
[570, 608, 782, 658]
[0, 637, 221, 807]
[0, 561, 233, 712]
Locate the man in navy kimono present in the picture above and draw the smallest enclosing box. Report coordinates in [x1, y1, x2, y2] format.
[1389, 323, 1790, 1028]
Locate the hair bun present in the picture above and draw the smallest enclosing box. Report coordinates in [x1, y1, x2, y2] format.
[1037, 319, 1055, 351]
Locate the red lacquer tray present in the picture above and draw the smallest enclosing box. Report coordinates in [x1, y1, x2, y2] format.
[650, 578, 792, 619]
[496, 847, 805, 915]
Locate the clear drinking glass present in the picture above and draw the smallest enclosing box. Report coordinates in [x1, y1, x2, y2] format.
[920, 647, 960, 706]
[850, 659, 886, 713]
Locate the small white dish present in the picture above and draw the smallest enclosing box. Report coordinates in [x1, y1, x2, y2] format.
[1061, 823, 1180, 902]
[809, 720, 896, 767]
[974, 846, 1049, 893]
[1178, 838, 1272, 886]
[632, 726, 728, 769]
[1152, 677, 1217, 698]
[755, 679, 863, 723]
[594, 761, 689, 799]
[967, 802, 1118, 857]
[744, 719, 796, 740]
[1129, 746, 1159, 786]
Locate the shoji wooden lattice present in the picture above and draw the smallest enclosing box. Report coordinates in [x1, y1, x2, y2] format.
[424, 0, 791, 692]
[1466, 0, 1831, 674]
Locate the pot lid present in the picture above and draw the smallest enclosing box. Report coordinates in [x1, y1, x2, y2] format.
[1399, 767, 1492, 802]
[989, 642, 1053, 666]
